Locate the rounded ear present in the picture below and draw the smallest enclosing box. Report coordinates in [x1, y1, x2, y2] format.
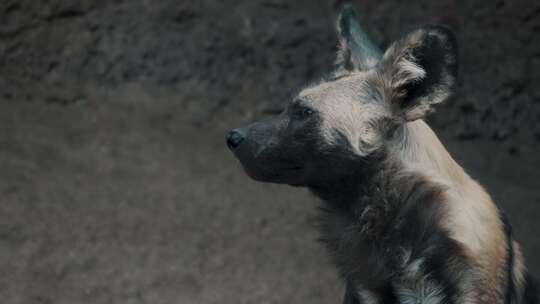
[378, 26, 458, 121]
[336, 5, 382, 71]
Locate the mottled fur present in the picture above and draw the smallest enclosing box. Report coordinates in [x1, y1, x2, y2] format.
[312, 154, 470, 303]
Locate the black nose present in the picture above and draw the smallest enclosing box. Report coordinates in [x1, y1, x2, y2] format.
[227, 129, 245, 149]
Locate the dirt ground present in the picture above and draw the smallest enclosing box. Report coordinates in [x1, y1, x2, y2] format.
[0, 1, 539, 303]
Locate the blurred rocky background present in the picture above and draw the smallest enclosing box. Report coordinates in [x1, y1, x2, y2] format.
[0, 0, 539, 303]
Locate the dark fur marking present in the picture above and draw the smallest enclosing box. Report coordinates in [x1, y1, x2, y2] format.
[377, 282, 397, 304]
[501, 212, 516, 304]
[523, 273, 539, 304]
[343, 280, 361, 304]
[500, 211, 539, 304]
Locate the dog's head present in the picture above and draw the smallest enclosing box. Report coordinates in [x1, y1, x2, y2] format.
[227, 7, 458, 187]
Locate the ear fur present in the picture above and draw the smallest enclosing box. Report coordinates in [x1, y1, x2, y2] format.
[336, 5, 382, 71]
[379, 26, 458, 121]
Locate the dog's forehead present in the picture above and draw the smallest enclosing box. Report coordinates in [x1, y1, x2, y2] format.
[297, 73, 373, 105]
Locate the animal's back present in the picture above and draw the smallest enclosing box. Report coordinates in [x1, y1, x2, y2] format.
[396, 120, 536, 303]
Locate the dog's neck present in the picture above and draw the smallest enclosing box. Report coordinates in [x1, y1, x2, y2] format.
[390, 120, 467, 186]
[308, 153, 399, 212]
[308, 119, 465, 211]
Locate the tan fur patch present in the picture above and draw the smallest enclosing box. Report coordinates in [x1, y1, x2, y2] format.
[391, 120, 509, 302]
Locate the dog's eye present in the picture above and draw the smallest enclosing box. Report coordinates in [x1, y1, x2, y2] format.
[293, 106, 314, 119]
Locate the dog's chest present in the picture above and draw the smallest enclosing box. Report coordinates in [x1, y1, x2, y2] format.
[324, 209, 449, 303]
[320, 202, 401, 283]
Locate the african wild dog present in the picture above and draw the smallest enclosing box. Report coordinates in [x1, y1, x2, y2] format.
[226, 5, 538, 304]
